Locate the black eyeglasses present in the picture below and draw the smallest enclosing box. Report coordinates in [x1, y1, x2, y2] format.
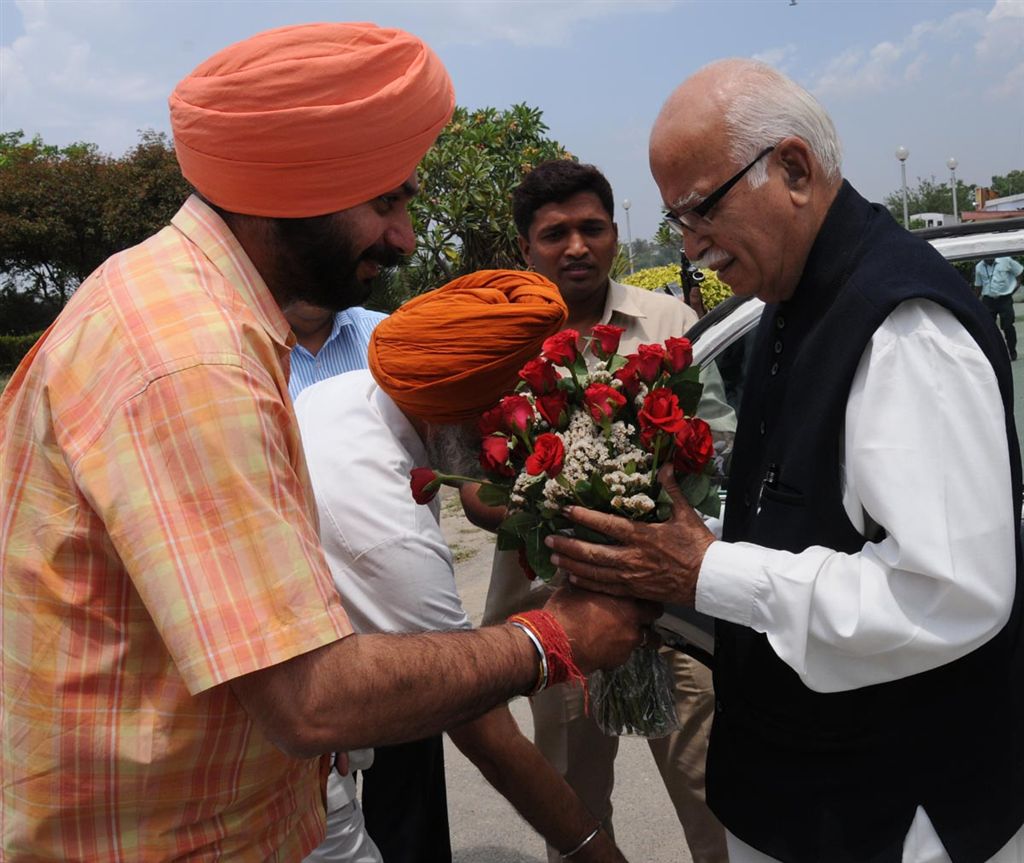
[664, 146, 775, 236]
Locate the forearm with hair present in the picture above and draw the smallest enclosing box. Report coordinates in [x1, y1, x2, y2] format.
[231, 624, 538, 757]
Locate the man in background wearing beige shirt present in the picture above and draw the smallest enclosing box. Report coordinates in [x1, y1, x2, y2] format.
[463, 160, 730, 863]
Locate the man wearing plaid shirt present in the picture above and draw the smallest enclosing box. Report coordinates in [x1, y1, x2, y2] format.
[0, 23, 650, 862]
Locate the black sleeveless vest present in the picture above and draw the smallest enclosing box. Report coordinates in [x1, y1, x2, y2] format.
[710, 182, 1024, 863]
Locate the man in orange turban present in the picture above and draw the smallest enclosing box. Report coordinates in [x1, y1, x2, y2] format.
[369, 269, 568, 424]
[0, 23, 652, 863]
[295, 270, 638, 863]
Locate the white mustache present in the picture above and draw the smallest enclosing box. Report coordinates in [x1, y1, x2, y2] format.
[690, 248, 731, 270]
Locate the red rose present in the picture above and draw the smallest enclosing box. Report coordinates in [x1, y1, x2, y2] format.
[480, 435, 515, 477]
[638, 388, 686, 449]
[525, 432, 565, 477]
[518, 357, 560, 395]
[583, 382, 627, 424]
[542, 329, 580, 366]
[479, 405, 505, 437]
[499, 394, 534, 434]
[672, 417, 714, 474]
[663, 337, 693, 373]
[590, 324, 625, 359]
[635, 343, 666, 383]
[613, 355, 644, 399]
[535, 389, 569, 429]
[410, 467, 440, 504]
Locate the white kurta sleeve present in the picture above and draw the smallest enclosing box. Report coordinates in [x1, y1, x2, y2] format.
[696, 298, 1017, 692]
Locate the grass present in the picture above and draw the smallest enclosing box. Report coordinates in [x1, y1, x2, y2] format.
[449, 542, 477, 564]
[0, 373, 10, 393]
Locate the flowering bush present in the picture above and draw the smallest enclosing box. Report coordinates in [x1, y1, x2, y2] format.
[619, 264, 733, 311]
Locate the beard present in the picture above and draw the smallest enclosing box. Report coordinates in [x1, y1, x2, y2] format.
[423, 423, 481, 478]
[271, 213, 405, 313]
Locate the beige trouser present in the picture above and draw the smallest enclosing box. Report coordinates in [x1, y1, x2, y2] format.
[530, 649, 728, 863]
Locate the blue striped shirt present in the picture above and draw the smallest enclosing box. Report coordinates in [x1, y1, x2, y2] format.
[288, 306, 388, 400]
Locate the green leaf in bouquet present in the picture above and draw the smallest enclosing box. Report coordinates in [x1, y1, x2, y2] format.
[605, 353, 628, 374]
[523, 477, 547, 504]
[523, 524, 558, 582]
[695, 487, 722, 519]
[654, 484, 672, 522]
[589, 471, 614, 505]
[497, 510, 540, 540]
[573, 478, 604, 509]
[557, 376, 579, 397]
[677, 471, 711, 508]
[550, 513, 574, 532]
[668, 376, 704, 417]
[571, 353, 590, 381]
[496, 530, 524, 552]
[477, 483, 511, 507]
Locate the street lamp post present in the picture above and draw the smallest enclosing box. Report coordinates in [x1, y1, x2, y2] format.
[947, 157, 959, 224]
[895, 146, 910, 228]
[622, 198, 634, 273]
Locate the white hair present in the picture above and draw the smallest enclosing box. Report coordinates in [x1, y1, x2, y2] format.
[423, 422, 480, 478]
[710, 59, 842, 188]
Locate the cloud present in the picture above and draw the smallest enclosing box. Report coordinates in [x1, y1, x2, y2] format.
[809, 3, 1021, 103]
[1, 1, 179, 149]
[419, 0, 673, 48]
[752, 44, 799, 73]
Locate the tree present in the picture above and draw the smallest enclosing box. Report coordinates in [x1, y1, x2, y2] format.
[370, 104, 571, 309]
[0, 130, 189, 332]
[990, 170, 1024, 199]
[883, 175, 976, 223]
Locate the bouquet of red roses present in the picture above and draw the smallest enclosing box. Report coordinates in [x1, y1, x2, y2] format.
[411, 324, 720, 736]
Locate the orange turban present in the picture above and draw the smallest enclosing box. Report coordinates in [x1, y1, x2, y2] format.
[369, 270, 568, 425]
[169, 22, 454, 217]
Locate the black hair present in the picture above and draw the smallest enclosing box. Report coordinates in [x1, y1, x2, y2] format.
[512, 160, 615, 238]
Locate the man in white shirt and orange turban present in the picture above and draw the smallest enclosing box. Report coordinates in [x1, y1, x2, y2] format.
[0, 23, 652, 862]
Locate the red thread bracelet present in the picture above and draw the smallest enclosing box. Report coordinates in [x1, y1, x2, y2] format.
[508, 610, 588, 709]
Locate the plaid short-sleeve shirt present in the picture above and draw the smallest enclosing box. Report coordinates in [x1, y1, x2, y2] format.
[0, 196, 352, 861]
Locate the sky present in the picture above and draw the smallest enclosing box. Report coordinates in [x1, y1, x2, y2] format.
[1, 0, 1021, 239]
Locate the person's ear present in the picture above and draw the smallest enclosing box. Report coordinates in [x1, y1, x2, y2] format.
[775, 137, 814, 206]
[518, 234, 532, 268]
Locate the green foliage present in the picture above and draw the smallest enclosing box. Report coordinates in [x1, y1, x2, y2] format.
[382, 104, 571, 307]
[619, 264, 683, 292]
[884, 175, 976, 223]
[990, 170, 1024, 199]
[0, 331, 41, 373]
[619, 264, 734, 310]
[0, 130, 189, 324]
[622, 238, 678, 270]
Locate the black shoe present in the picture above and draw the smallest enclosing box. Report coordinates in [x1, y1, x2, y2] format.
[1012, 350, 1019, 361]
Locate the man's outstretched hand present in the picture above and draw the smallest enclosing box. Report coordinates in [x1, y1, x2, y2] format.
[545, 464, 715, 607]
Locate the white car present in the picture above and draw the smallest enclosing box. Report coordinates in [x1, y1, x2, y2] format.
[658, 215, 1024, 662]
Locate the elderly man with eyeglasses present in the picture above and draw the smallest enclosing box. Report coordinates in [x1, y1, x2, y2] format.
[546, 59, 1024, 863]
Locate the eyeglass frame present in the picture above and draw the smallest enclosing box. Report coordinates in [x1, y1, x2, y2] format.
[664, 145, 775, 235]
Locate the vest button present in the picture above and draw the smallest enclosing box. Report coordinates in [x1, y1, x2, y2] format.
[770, 362, 779, 376]
[759, 420, 767, 435]
[775, 316, 785, 329]
[774, 340, 783, 354]
[743, 491, 752, 507]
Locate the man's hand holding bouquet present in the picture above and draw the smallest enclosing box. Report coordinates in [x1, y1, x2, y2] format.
[410, 324, 719, 736]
